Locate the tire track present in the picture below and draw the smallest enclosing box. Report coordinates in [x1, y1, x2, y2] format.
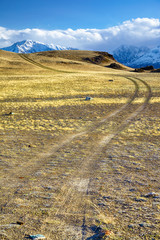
[99, 76, 152, 143]
[44, 77, 139, 202]
[43, 76, 151, 239]
[0, 74, 144, 239]
[19, 53, 139, 151]
[3, 75, 138, 179]
[81, 76, 152, 239]
[0, 75, 138, 228]
[19, 54, 72, 73]
[36, 78, 139, 224]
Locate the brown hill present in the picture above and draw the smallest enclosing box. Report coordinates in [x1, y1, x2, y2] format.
[0, 49, 132, 73]
[0, 50, 39, 74]
[30, 50, 132, 71]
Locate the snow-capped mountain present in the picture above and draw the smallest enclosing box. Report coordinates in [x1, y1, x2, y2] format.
[113, 45, 160, 69]
[1, 40, 76, 53]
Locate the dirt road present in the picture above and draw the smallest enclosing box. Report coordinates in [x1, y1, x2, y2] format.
[0, 67, 154, 239]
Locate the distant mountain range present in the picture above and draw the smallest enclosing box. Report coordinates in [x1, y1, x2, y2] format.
[113, 45, 160, 69]
[1, 40, 76, 53]
[1, 40, 160, 69]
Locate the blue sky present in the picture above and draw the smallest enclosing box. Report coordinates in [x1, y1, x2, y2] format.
[0, 0, 160, 51]
[1, 0, 160, 29]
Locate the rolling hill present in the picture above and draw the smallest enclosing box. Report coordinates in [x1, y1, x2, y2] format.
[0, 49, 132, 73]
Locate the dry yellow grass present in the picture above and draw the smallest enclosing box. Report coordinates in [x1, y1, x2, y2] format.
[0, 50, 160, 240]
[0, 68, 136, 134]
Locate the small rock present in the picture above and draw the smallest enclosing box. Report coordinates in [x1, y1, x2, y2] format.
[16, 221, 24, 225]
[98, 202, 106, 207]
[139, 222, 154, 228]
[5, 112, 14, 116]
[27, 234, 45, 239]
[103, 196, 112, 200]
[133, 197, 147, 202]
[143, 192, 160, 198]
[85, 96, 92, 101]
[139, 223, 149, 228]
[129, 188, 136, 192]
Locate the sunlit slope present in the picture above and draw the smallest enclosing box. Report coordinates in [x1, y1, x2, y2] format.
[0, 50, 30, 68]
[21, 50, 132, 72]
[0, 50, 56, 74]
[0, 49, 132, 74]
[0, 50, 44, 74]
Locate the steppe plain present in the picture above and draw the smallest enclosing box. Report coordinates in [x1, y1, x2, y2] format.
[0, 50, 160, 239]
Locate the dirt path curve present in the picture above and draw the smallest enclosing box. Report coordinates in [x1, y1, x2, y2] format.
[37, 76, 152, 239]
[0, 76, 152, 240]
[19, 54, 72, 73]
[0, 55, 152, 239]
[1, 76, 138, 181]
[1, 50, 140, 181]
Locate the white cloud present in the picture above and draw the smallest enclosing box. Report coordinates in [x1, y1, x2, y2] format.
[0, 18, 160, 52]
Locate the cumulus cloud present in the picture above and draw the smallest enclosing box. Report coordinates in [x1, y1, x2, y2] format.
[0, 18, 160, 52]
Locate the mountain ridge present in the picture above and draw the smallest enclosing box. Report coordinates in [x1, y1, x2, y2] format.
[1, 40, 160, 69]
[113, 45, 160, 69]
[1, 40, 76, 53]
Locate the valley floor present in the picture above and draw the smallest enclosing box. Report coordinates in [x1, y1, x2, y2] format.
[0, 52, 160, 239]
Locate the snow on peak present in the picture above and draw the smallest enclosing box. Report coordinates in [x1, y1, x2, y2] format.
[1, 40, 76, 53]
[113, 45, 160, 68]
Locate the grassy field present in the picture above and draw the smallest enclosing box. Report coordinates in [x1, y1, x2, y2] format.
[0, 50, 160, 240]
